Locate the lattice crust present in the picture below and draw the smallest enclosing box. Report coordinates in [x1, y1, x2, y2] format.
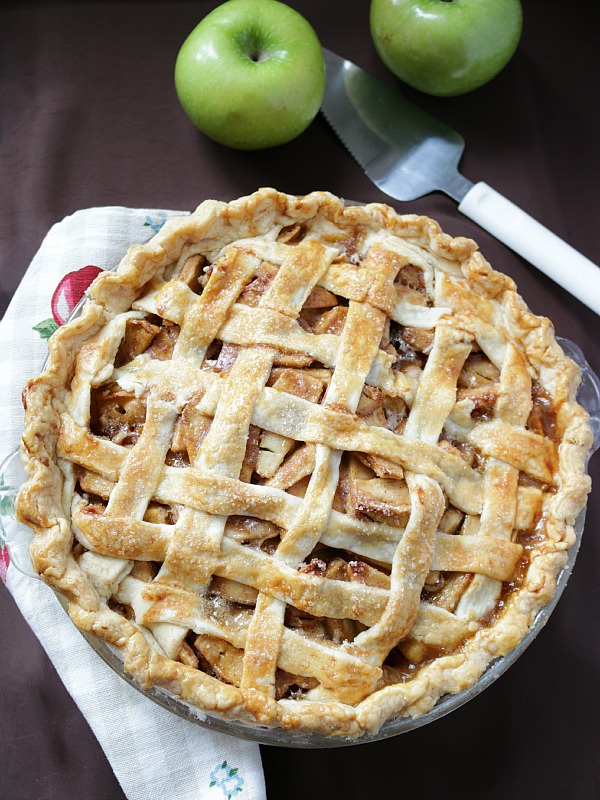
[17, 189, 593, 738]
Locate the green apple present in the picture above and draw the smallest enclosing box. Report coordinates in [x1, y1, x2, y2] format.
[174, 0, 325, 150]
[370, 0, 523, 97]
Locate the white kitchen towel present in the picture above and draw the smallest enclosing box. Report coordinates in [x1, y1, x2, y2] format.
[0, 207, 267, 800]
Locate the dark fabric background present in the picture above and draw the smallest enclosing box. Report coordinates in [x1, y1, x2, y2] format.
[1, 2, 599, 799]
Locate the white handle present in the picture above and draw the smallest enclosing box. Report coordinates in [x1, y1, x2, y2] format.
[458, 182, 600, 316]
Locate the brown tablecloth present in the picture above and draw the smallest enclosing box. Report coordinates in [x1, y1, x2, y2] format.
[1, 2, 599, 798]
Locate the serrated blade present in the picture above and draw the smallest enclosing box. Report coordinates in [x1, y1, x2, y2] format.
[321, 49, 473, 202]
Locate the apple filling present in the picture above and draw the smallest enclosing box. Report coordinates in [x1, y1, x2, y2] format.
[71, 240, 554, 701]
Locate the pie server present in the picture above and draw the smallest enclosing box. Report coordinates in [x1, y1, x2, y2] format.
[321, 48, 600, 316]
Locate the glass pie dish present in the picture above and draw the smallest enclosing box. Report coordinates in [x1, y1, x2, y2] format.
[2, 190, 599, 746]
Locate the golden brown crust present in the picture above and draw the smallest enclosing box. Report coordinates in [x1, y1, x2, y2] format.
[16, 188, 593, 738]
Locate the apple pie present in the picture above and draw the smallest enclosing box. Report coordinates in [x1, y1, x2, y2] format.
[16, 188, 593, 738]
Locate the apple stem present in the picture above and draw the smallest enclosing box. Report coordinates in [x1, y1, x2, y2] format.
[249, 49, 268, 63]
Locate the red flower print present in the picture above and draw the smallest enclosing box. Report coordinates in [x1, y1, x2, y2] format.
[0, 546, 9, 584]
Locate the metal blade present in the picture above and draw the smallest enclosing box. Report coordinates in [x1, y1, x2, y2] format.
[321, 49, 473, 203]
